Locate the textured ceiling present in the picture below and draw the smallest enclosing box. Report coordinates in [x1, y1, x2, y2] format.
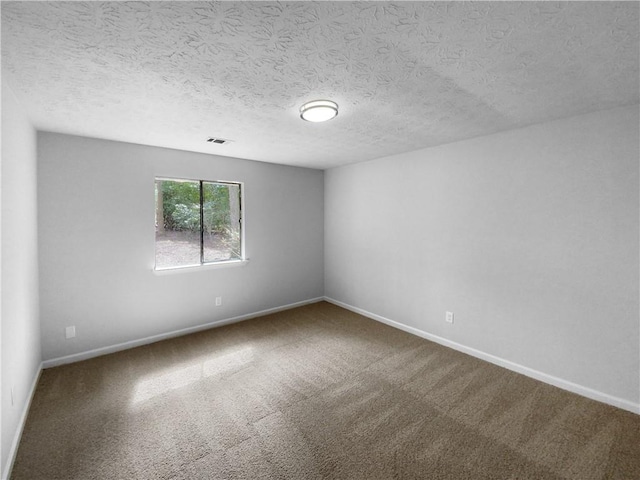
[2, 1, 639, 169]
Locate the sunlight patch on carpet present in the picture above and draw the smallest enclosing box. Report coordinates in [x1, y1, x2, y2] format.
[131, 346, 255, 404]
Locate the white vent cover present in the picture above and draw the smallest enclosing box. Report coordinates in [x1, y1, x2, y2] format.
[206, 137, 230, 145]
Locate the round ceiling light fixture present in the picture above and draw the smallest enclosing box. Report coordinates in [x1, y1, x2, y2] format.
[300, 99, 338, 123]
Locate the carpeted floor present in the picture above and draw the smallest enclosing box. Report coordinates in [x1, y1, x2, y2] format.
[12, 301, 640, 479]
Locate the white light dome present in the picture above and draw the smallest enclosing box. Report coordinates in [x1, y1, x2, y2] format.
[300, 100, 338, 122]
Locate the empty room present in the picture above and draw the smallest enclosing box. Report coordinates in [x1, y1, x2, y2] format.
[1, 1, 639, 479]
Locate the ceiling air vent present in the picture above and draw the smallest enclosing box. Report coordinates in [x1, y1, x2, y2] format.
[206, 137, 230, 145]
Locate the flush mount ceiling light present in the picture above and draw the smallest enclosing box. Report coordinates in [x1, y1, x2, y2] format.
[300, 100, 338, 122]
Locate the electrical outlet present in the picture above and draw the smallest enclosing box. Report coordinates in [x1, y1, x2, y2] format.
[215, 297, 222, 307]
[65, 326, 76, 339]
[445, 311, 454, 324]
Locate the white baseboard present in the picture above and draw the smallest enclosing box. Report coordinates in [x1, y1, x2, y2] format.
[324, 297, 640, 415]
[43, 297, 324, 369]
[2, 363, 43, 480]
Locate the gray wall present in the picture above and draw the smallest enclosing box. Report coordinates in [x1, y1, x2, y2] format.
[38, 133, 324, 361]
[1, 84, 41, 475]
[325, 105, 639, 406]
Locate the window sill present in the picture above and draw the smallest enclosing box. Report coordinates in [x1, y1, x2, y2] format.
[153, 259, 249, 275]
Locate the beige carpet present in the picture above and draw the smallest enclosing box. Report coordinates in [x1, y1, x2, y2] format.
[12, 302, 640, 479]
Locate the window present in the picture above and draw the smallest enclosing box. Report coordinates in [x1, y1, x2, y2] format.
[155, 178, 243, 270]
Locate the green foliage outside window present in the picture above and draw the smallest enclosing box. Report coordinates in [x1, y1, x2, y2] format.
[155, 178, 242, 268]
[159, 181, 233, 235]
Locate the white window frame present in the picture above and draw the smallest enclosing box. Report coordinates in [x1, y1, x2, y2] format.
[153, 177, 247, 273]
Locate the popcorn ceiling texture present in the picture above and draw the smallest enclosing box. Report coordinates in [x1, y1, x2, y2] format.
[2, 1, 639, 168]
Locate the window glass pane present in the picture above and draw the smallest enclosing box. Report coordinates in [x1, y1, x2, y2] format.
[203, 182, 241, 263]
[155, 179, 201, 268]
